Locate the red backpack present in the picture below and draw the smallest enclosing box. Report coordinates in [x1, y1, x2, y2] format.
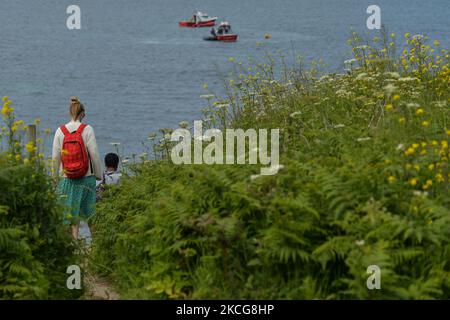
[60, 124, 91, 179]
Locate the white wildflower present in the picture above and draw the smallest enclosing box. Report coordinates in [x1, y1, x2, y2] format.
[433, 101, 447, 108]
[335, 89, 350, 98]
[355, 73, 368, 80]
[383, 84, 396, 95]
[398, 77, 418, 82]
[413, 190, 428, 197]
[215, 103, 230, 109]
[396, 143, 405, 151]
[384, 71, 400, 79]
[406, 102, 420, 108]
[355, 240, 365, 246]
[344, 58, 357, 65]
[289, 111, 302, 118]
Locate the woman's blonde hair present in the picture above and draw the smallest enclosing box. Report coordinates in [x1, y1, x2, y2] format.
[69, 96, 85, 121]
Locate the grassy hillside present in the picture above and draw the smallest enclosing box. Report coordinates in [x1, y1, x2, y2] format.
[91, 32, 450, 299]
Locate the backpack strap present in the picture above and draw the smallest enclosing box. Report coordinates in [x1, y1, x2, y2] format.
[60, 123, 88, 135]
[77, 123, 88, 134]
[60, 125, 70, 136]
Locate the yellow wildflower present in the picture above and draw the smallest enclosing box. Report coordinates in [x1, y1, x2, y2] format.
[385, 104, 393, 111]
[393, 95, 401, 101]
[398, 117, 406, 124]
[1, 105, 12, 116]
[405, 148, 415, 156]
[409, 178, 418, 186]
[388, 176, 396, 184]
[415, 108, 424, 115]
[435, 173, 444, 183]
[421, 121, 430, 127]
[25, 142, 36, 153]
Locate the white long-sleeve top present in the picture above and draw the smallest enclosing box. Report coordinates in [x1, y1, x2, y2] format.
[52, 120, 103, 180]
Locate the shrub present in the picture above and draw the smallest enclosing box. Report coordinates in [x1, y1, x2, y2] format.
[0, 97, 82, 299]
[93, 32, 450, 299]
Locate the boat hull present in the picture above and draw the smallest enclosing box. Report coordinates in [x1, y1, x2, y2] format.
[203, 34, 238, 42]
[179, 20, 216, 28]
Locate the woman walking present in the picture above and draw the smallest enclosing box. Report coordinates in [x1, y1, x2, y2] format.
[52, 96, 102, 240]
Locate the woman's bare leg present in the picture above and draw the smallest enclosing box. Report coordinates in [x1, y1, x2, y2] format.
[71, 223, 80, 240]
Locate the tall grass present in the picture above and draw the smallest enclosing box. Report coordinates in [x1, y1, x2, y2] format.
[92, 32, 449, 299]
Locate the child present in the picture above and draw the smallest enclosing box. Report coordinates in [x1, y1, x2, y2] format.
[95, 153, 122, 201]
[79, 153, 122, 246]
[102, 153, 122, 186]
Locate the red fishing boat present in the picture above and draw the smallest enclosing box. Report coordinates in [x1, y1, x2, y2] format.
[179, 11, 218, 28]
[203, 21, 238, 42]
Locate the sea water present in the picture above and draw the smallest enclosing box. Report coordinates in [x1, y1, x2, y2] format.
[0, 0, 448, 157]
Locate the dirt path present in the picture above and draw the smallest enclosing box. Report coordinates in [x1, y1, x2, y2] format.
[84, 273, 120, 300]
[78, 246, 120, 300]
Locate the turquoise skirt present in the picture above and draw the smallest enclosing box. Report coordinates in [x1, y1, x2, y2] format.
[57, 175, 96, 225]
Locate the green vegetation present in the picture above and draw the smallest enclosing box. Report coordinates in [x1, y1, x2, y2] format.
[91, 33, 450, 299]
[0, 98, 82, 299]
[0, 32, 448, 300]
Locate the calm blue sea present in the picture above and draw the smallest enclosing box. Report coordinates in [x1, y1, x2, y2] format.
[0, 0, 449, 156]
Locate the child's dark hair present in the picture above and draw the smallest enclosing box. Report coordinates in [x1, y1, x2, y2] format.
[105, 153, 119, 170]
